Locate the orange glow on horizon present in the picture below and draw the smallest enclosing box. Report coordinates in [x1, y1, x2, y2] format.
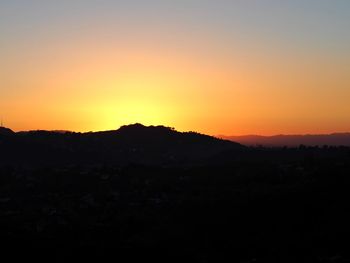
[1, 32, 349, 136]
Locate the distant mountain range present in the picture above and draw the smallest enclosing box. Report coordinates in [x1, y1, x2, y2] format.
[0, 124, 243, 166]
[219, 133, 350, 147]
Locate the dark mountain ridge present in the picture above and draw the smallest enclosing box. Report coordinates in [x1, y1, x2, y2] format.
[0, 124, 243, 166]
[220, 133, 350, 147]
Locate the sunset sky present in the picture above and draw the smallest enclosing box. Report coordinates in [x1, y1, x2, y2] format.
[1, 0, 349, 135]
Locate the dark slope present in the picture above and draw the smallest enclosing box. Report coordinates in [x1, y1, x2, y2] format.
[0, 124, 243, 166]
[0, 127, 15, 136]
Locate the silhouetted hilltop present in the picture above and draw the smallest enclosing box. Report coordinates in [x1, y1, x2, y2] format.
[221, 133, 350, 147]
[93, 123, 239, 149]
[0, 126, 15, 136]
[0, 124, 243, 166]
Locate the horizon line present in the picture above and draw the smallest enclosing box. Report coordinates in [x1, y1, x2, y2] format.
[2, 123, 350, 137]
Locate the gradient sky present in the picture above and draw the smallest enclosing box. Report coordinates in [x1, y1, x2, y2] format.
[1, 0, 349, 135]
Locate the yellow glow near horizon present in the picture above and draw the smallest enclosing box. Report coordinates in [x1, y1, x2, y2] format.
[2, 48, 350, 136]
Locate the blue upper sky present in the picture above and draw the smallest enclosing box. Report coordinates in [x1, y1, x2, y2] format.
[1, 0, 349, 50]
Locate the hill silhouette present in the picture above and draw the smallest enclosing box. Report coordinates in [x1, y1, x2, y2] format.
[0, 124, 243, 166]
[1, 124, 350, 262]
[0, 126, 15, 136]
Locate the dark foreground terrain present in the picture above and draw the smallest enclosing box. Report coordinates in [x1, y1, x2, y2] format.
[1, 126, 350, 262]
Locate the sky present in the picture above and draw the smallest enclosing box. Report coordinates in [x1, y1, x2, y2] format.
[1, 0, 349, 135]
